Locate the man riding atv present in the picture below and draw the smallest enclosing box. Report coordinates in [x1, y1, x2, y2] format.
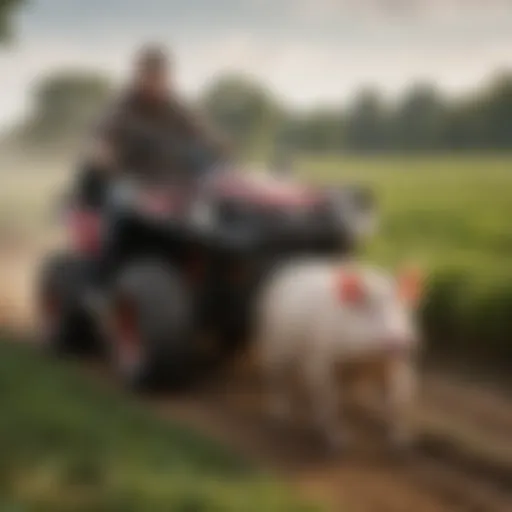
[75, 44, 229, 298]
[38, 44, 377, 390]
[76, 43, 228, 209]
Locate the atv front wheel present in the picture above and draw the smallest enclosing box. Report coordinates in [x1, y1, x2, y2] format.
[107, 260, 195, 391]
[37, 252, 97, 355]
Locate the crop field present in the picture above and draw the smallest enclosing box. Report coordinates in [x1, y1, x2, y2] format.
[298, 154, 511, 270]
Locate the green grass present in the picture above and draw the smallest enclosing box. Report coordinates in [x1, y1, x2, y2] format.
[297, 154, 512, 366]
[0, 340, 320, 512]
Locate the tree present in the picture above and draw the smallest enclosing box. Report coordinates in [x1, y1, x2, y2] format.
[0, 0, 26, 42]
[478, 72, 512, 150]
[200, 74, 282, 157]
[391, 84, 446, 150]
[344, 88, 388, 152]
[20, 71, 112, 145]
[279, 108, 343, 152]
[440, 72, 512, 151]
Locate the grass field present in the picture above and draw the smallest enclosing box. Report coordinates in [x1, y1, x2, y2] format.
[0, 339, 319, 512]
[298, 154, 512, 272]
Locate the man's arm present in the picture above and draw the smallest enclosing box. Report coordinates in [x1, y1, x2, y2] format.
[173, 99, 231, 160]
[74, 103, 124, 209]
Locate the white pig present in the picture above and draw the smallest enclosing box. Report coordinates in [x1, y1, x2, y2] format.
[255, 259, 422, 451]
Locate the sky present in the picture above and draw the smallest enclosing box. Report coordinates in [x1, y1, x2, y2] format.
[0, 0, 512, 127]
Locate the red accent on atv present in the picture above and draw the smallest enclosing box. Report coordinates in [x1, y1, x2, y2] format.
[67, 209, 102, 256]
[213, 172, 321, 207]
[39, 288, 61, 339]
[111, 297, 142, 370]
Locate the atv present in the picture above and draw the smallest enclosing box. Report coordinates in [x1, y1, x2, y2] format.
[37, 164, 376, 390]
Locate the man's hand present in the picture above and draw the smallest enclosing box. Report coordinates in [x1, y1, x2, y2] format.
[178, 102, 232, 161]
[87, 137, 117, 170]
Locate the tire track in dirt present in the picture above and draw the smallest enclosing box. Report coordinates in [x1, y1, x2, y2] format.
[421, 374, 512, 441]
[157, 381, 512, 512]
[84, 359, 512, 512]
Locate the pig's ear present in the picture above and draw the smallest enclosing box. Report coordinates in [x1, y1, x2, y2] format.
[397, 266, 424, 306]
[335, 270, 366, 305]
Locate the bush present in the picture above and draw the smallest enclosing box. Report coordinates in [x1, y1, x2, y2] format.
[420, 269, 471, 354]
[420, 269, 512, 369]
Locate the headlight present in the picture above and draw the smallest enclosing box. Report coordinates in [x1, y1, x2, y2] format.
[108, 180, 137, 209]
[351, 207, 378, 239]
[349, 186, 378, 239]
[329, 186, 378, 241]
[189, 198, 216, 230]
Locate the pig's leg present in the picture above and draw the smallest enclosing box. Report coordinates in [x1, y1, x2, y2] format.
[384, 354, 417, 450]
[266, 360, 293, 422]
[304, 354, 347, 452]
[260, 336, 293, 423]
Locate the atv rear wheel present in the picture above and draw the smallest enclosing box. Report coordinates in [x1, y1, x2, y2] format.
[107, 260, 195, 391]
[37, 252, 97, 355]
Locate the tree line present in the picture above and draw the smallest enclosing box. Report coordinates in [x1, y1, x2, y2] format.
[8, 68, 512, 155]
[202, 72, 512, 154]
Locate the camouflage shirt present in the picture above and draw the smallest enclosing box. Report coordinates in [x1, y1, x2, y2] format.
[92, 90, 226, 180]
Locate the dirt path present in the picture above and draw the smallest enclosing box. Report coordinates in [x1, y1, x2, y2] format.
[421, 374, 512, 442]
[155, 373, 512, 512]
[84, 358, 512, 512]
[2, 245, 512, 512]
